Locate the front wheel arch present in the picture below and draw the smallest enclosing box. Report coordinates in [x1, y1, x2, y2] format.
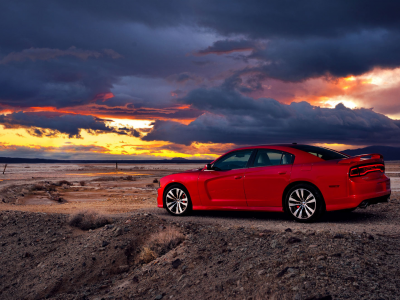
[282, 181, 326, 213]
[162, 182, 187, 208]
[163, 183, 192, 216]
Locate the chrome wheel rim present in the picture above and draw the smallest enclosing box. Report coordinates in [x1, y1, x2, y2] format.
[165, 188, 188, 214]
[288, 188, 316, 219]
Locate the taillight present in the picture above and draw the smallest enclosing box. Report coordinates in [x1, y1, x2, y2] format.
[349, 164, 385, 177]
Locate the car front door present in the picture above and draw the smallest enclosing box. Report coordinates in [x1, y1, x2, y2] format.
[244, 149, 294, 207]
[198, 149, 254, 207]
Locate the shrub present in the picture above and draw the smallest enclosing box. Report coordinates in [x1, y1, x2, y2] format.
[138, 227, 184, 264]
[153, 178, 159, 183]
[47, 185, 57, 192]
[79, 181, 86, 186]
[31, 184, 45, 191]
[145, 183, 154, 188]
[126, 175, 136, 181]
[57, 180, 72, 186]
[138, 247, 156, 264]
[68, 211, 112, 230]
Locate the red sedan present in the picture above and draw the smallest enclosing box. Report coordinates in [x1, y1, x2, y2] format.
[157, 144, 391, 222]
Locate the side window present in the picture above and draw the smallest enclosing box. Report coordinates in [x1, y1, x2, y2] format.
[281, 152, 294, 164]
[253, 149, 294, 167]
[213, 150, 253, 171]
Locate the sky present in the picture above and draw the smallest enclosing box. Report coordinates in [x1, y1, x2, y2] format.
[1, 0, 400, 160]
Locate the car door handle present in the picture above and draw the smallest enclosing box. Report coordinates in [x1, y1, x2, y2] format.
[278, 172, 287, 175]
[234, 176, 242, 179]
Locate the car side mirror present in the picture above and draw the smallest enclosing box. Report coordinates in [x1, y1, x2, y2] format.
[206, 163, 213, 170]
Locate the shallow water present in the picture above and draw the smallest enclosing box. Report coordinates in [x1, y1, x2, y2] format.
[66, 172, 150, 176]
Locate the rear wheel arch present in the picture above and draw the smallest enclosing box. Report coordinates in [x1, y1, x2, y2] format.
[282, 181, 326, 212]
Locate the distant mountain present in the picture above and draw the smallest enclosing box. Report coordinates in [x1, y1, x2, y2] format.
[0, 157, 210, 164]
[342, 146, 400, 161]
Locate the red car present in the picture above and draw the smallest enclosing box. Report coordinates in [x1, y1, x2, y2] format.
[157, 144, 391, 222]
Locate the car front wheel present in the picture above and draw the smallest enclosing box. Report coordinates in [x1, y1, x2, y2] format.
[284, 184, 325, 223]
[164, 184, 192, 216]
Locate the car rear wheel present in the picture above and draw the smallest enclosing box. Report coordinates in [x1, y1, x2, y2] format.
[164, 184, 192, 216]
[284, 184, 325, 223]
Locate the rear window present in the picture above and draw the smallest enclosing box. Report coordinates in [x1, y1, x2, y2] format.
[288, 145, 348, 161]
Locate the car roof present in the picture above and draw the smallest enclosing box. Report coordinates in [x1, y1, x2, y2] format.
[218, 144, 326, 164]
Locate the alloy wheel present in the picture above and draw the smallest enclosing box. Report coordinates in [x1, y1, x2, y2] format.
[165, 188, 188, 215]
[288, 188, 316, 220]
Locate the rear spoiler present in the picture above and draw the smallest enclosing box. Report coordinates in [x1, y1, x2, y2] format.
[338, 153, 383, 164]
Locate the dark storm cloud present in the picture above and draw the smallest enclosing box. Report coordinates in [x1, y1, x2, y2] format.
[0, 112, 125, 138]
[2, 0, 400, 130]
[0, 47, 122, 64]
[143, 86, 400, 146]
[245, 31, 400, 81]
[1, 0, 400, 109]
[196, 40, 259, 55]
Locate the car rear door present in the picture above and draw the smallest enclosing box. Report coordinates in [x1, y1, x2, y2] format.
[198, 149, 254, 207]
[244, 149, 294, 207]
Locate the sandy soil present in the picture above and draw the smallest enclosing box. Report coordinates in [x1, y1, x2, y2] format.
[0, 162, 399, 299]
[0, 163, 203, 214]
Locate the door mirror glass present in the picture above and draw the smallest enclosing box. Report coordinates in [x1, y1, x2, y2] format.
[206, 163, 213, 170]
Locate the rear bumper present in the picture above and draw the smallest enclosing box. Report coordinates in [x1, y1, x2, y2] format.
[326, 188, 391, 211]
[358, 194, 390, 208]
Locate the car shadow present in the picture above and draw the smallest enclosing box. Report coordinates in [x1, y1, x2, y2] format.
[184, 208, 388, 224]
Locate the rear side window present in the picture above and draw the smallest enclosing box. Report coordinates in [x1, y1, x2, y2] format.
[253, 149, 294, 167]
[288, 145, 348, 161]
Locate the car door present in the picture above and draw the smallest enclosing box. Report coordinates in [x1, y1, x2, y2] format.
[244, 149, 294, 207]
[198, 149, 254, 207]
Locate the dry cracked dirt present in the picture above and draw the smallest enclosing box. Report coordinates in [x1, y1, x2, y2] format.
[0, 162, 400, 300]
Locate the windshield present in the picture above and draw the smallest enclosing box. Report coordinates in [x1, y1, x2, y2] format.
[288, 145, 348, 161]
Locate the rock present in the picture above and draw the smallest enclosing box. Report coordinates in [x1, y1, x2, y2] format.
[294, 293, 302, 300]
[102, 241, 110, 247]
[285, 228, 292, 232]
[155, 294, 163, 300]
[114, 227, 123, 237]
[215, 284, 224, 292]
[334, 233, 345, 239]
[309, 244, 318, 248]
[172, 259, 182, 269]
[118, 265, 130, 273]
[271, 240, 278, 248]
[2, 216, 8, 221]
[368, 234, 374, 240]
[287, 237, 302, 244]
[277, 267, 289, 277]
[258, 269, 266, 276]
[317, 256, 326, 261]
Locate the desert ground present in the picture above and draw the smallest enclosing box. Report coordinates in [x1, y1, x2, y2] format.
[0, 162, 400, 300]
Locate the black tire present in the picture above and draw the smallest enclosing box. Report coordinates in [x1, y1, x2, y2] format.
[163, 184, 192, 216]
[284, 183, 325, 223]
[341, 207, 357, 213]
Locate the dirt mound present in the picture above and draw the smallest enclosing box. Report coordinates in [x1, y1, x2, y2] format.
[1, 210, 400, 299]
[0, 211, 184, 300]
